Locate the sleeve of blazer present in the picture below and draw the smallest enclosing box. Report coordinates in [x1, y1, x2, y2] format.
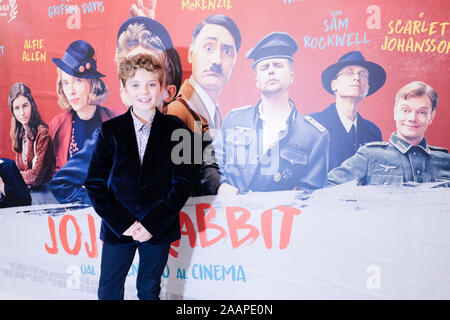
[139, 119, 193, 238]
[0, 159, 31, 208]
[85, 125, 137, 238]
[298, 130, 330, 191]
[327, 146, 370, 186]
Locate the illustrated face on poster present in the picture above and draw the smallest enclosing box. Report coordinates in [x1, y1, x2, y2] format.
[116, 25, 175, 106]
[331, 65, 370, 100]
[12, 95, 32, 127]
[60, 72, 92, 113]
[188, 23, 237, 94]
[394, 95, 435, 145]
[254, 58, 294, 96]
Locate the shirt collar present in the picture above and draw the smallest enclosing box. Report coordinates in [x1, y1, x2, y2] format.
[335, 105, 358, 133]
[189, 76, 218, 124]
[131, 107, 155, 131]
[390, 132, 430, 154]
[256, 99, 297, 128]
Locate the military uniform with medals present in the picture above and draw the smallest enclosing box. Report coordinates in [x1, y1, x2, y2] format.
[214, 101, 329, 192]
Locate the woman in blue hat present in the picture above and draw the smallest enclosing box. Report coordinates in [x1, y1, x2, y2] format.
[49, 40, 118, 172]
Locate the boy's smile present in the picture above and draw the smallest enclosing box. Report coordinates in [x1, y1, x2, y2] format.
[124, 68, 163, 120]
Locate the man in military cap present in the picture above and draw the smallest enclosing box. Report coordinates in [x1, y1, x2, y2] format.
[215, 32, 330, 194]
[310, 51, 386, 171]
[328, 81, 450, 187]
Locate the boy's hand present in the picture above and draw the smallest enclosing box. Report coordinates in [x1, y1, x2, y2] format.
[132, 222, 153, 242]
[0, 177, 5, 196]
[217, 182, 239, 195]
[122, 221, 141, 236]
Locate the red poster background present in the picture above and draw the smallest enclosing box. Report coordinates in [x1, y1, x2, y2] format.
[1, 0, 449, 159]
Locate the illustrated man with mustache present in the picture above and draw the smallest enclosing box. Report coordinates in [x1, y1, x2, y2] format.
[215, 32, 330, 194]
[166, 14, 241, 195]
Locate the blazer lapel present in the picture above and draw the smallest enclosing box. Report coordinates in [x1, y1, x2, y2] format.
[120, 108, 141, 176]
[139, 109, 165, 180]
[142, 109, 162, 164]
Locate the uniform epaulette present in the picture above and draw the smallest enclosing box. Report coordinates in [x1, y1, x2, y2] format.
[228, 105, 253, 113]
[364, 141, 389, 147]
[429, 145, 448, 153]
[304, 116, 326, 133]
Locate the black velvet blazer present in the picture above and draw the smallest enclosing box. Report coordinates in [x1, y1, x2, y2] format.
[85, 108, 193, 244]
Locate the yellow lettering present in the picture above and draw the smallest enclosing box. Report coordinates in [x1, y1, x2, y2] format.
[397, 37, 405, 52]
[394, 20, 404, 34]
[420, 20, 429, 34]
[412, 20, 421, 35]
[429, 22, 439, 36]
[440, 22, 450, 36]
[404, 20, 412, 35]
[405, 37, 414, 52]
[414, 38, 424, 53]
[387, 21, 394, 35]
[181, 0, 190, 10]
[387, 38, 396, 51]
[381, 35, 388, 50]
[437, 40, 447, 53]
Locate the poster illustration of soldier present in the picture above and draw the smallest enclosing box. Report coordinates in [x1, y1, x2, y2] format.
[0, 0, 449, 300]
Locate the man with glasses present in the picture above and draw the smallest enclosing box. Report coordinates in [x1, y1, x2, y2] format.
[328, 81, 450, 187]
[310, 51, 386, 171]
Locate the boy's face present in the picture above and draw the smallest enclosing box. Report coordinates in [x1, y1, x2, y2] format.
[123, 68, 163, 115]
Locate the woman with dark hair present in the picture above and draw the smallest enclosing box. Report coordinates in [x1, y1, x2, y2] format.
[9, 82, 54, 188]
[49, 40, 117, 172]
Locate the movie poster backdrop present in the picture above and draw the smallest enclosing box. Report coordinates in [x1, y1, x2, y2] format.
[0, 0, 450, 299]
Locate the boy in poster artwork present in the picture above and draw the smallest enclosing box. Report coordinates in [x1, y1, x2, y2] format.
[85, 53, 193, 300]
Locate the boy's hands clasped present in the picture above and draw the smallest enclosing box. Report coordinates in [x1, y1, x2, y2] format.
[123, 221, 152, 242]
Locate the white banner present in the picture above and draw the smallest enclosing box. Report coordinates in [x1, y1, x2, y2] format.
[1, 184, 450, 299]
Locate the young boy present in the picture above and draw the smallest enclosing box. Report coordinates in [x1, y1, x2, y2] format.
[85, 54, 193, 300]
